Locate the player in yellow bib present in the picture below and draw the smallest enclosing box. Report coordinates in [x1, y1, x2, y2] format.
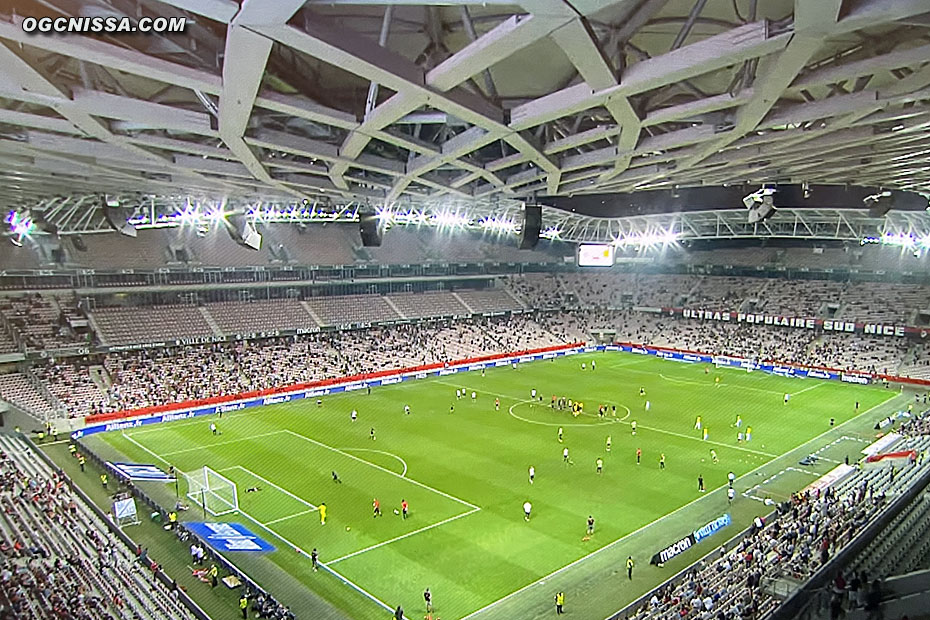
[319, 503, 327, 525]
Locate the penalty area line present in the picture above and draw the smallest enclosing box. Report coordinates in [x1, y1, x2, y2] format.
[329, 506, 481, 565]
[231, 509, 407, 619]
[224, 465, 317, 512]
[342, 448, 408, 477]
[282, 429, 480, 511]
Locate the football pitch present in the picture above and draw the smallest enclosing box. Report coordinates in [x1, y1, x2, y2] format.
[83, 352, 904, 620]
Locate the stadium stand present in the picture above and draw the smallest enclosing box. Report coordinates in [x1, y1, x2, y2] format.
[9, 237, 930, 276]
[180, 229, 271, 267]
[808, 334, 909, 376]
[271, 225, 359, 266]
[205, 299, 318, 334]
[385, 292, 469, 319]
[20, 315, 563, 418]
[620, 447, 930, 620]
[0, 373, 56, 419]
[304, 294, 400, 326]
[0, 434, 197, 620]
[454, 289, 524, 313]
[91, 305, 215, 346]
[0, 295, 90, 352]
[31, 362, 106, 419]
[2, 271, 930, 425]
[0, 325, 17, 355]
[505, 273, 564, 309]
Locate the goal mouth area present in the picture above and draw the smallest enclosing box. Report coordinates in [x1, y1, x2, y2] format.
[183, 466, 239, 517]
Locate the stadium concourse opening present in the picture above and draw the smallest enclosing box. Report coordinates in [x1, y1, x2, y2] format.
[5, 1, 930, 620]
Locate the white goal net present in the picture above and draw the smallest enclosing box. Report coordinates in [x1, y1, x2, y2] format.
[184, 466, 239, 516]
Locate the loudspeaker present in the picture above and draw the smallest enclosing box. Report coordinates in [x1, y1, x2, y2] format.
[104, 205, 138, 238]
[519, 205, 541, 250]
[867, 195, 894, 218]
[359, 214, 382, 247]
[223, 214, 262, 250]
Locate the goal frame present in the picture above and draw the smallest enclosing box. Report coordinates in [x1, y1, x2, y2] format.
[184, 466, 239, 516]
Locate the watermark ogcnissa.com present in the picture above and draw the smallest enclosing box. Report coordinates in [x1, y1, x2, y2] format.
[21, 15, 187, 34]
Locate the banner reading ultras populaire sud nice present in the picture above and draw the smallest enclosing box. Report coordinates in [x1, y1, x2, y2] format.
[664, 307, 928, 338]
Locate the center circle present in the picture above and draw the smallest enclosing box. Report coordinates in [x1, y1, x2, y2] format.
[507, 400, 631, 427]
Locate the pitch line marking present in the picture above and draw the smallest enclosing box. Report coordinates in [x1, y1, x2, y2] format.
[467, 392, 904, 620]
[433, 379, 525, 403]
[328, 507, 481, 565]
[122, 432, 171, 466]
[282, 429, 480, 511]
[157, 431, 287, 457]
[226, 465, 318, 512]
[341, 448, 408, 477]
[659, 373, 705, 386]
[794, 383, 824, 396]
[41, 439, 71, 445]
[742, 466, 820, 503]
[436, 379, 634, 425]
[606, 358, 652, 369]
[262, 508, 318, 526]
[624, 423, 777, 457]
[507, 400, 630, 428]
[225, 508, 405, 619]
[647, 369, 781, 394]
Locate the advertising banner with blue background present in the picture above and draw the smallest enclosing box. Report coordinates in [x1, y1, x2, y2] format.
[186, 522, 274, 553]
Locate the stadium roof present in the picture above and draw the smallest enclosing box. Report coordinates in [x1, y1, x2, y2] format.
[1, 0, 930, 240]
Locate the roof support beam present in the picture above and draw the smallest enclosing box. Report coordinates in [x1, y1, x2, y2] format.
[219, 1, 307, 198]
[637, 0, 844, 190]
[511, 21, 789, 130]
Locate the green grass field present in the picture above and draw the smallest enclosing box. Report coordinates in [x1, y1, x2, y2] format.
[82, 352, 904, 620]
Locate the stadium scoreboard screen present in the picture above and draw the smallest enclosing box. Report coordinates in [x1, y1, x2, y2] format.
[577, 244, 615, 267]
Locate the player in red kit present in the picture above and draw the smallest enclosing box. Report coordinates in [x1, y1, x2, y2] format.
[373, 498, 381, 517]
[401, 499, 409, 519]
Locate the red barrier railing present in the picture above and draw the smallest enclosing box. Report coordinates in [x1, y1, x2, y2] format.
[82, 339, 929, 427]
[84, 342, 583, 425]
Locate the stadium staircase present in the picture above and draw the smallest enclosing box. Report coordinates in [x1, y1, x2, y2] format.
[198, 306, 224, 336]
[86, 311, 107, 346]
[299, 300, 325, 327]
[503, 287, 529, 310]
[452, 292, 474, 314]
[89, 364, 112, 392]
[382, 295, 407, 319]
[746, 279, 772, 312]
[24, 367, 62, 415]
[841, 571, 930, 620]
[899, 344, 930, 381]
[681, 277, 704, 306]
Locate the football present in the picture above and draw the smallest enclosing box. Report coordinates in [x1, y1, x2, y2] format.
[393, 509, 400, 515]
